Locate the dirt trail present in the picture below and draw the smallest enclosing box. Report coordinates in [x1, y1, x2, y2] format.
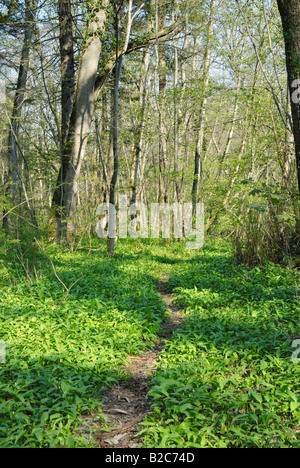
[79, 274, 185, 448]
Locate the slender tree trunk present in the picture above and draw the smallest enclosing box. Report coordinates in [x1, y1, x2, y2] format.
[4, 0, 37, 233]
[130, 0, 154, 206]
[222, 115, 249, 208]
[192, 0, 216, 216]
[223, 60, 259, 209]
[130, 47, 150, 206]
[48, 0, 76, 240]
[59, 0, 76, 149]
[155, 0, 168, 204]
[172, 0, 185, 206]
[173, 41, 181, 204]
[95, 117, 109, 202]
[216, 72, 242, 180]
[107, 0, 134, 256]
[283, 90, 294, 185]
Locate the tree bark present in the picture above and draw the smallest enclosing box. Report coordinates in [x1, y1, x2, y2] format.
[4, 0, 38, 233]
[60, 1, 110, 240]
[48, 0, 76, 240]
[49, 1, 182, 242]
[130, 47, 150, 206]
[155, 0, 168, 204]
[192, 0, 216, 216]
[277, 0, 300, 194]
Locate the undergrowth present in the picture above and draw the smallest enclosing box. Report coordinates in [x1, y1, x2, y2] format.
[0, 238, 168, 447]
[0, 236, 299, 448]
[141, 240, 300, 448]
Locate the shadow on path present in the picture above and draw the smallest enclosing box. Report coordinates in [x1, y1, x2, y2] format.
[85, 275, 185, 449]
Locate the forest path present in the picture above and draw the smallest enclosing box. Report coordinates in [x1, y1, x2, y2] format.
[85, 274, 185, 448]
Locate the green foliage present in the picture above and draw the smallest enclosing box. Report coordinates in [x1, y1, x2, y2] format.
[0, 237, 299, 448]
[231, 182, 299, 265]
[141, 239, 300, 448]
[0, 238, 166, 448]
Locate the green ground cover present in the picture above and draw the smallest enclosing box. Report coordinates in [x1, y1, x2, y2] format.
[0, 240, 168, 447]
[0, 238, 299, 447]
[142, 240, 300, 448]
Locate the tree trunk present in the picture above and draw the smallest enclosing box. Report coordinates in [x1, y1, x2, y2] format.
[48, 0, 76, 240]
[4, 0, 37, 233]
[283, 90, 294, 185]
[47, 1, 182, 242]
[107, 0, 134, 256]
[155, 0, 168, 204]
[277, 0, 300, 194]
[192, 0, 216, 216]
[60, 1, 110, 241]
[130, 47, 150, 206]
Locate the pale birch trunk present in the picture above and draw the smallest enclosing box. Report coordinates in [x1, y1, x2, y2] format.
[107, 0, 135, 255]
[130, 47, 150, 206]
[62, 1, 110, 240]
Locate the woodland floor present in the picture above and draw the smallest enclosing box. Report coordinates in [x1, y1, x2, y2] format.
[0, 238, 299, 448]
[79, 274, 185, 448]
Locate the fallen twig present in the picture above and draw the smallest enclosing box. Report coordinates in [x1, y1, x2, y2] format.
[34, 237, 84, 311]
